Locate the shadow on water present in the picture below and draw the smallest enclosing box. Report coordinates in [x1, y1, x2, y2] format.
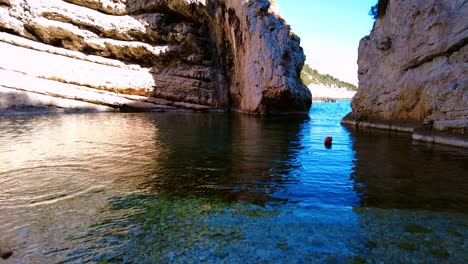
[345, 127, 468, 263]
[348, 127, 468, 213]
[139, 112, 309, 204]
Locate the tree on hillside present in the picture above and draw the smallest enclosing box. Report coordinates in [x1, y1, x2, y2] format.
[369, 0, 389, 19]
[300, 64, 358, 91]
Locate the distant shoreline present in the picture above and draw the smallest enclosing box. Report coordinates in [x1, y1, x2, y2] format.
[308, 82, 356, 103]
[312, 97, 353, 102]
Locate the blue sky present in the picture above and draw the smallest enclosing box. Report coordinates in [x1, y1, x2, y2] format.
[276, 0, 376, 85]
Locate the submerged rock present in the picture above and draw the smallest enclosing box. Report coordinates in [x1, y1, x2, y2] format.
[0, 238, 12, 260]
[343, 0, 467, 147]
[0, 0, 311, 114]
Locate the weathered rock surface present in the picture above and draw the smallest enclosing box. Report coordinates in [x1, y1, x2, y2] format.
[0, 0, 311, 114]
[343, 0, 467, 147]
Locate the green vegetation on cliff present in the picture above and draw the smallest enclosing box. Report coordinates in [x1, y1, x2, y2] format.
[301, 64, 358, 91]
[369, 0, 389, 19]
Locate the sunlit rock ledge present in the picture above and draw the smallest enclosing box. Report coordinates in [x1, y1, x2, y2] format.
[0, 0, 311, 114]
[342, 113, 468, 148]
[343, 0, 467, 147]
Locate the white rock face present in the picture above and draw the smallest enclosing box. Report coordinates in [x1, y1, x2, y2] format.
[0, 0, 311, 114]
[308, 84, 356, 101]
[344, 0, 467, 146]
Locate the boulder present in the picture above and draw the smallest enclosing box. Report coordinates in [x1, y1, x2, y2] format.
[0, 238, 12, 260]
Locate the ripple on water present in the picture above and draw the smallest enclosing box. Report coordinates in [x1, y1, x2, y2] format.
[0, 164, 103, 209]
[0, 106, 467, 263]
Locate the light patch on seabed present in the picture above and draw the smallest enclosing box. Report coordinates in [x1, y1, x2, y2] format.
[62, 195, 366, 263]
[53, 195, 467, 263]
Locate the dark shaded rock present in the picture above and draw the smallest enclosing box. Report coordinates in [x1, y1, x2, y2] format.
[0, 0, 10, 7]
[0, 239, 12, 260]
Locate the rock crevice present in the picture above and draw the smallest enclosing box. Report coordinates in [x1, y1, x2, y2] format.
[403, 36, 468, 71]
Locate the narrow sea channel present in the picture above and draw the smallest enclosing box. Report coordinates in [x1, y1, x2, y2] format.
[0, 101, 466, 263]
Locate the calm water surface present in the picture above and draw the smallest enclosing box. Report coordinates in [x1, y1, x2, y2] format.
[0, 101, 467, 263]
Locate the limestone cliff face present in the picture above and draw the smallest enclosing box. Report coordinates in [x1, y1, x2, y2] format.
[344, 0, 467, 146]
[0, 0, 311, 114]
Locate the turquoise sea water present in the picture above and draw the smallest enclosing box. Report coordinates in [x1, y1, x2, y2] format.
[0, 101, 467, 263]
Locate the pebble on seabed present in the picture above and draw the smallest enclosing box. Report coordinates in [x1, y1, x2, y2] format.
[0, 240, 13, 260]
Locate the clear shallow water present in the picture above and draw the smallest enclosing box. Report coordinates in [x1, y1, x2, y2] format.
[0, 101, 467, 263]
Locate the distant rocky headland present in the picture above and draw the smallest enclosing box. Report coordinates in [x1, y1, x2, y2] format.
[0, 0, 311, 114]
[301, 64, 357, 102]
[343, 0, 467, 147]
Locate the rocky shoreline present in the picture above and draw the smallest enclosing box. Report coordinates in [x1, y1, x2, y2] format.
[342, 113, 468, 148]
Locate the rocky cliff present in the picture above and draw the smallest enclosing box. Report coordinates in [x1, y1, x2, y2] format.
[343, 0, 467, 147]
[0, 0, 311, 114]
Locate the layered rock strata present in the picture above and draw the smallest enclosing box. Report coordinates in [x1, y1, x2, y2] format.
[343, 0, 467, 147]
[0, 0, 311, 114]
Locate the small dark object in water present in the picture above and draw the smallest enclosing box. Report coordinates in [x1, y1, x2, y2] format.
[0, 237, 12, 260]
[0, 246, 13, 260]
[323, 98, 337, 103]
[324, 136, 333, 146]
